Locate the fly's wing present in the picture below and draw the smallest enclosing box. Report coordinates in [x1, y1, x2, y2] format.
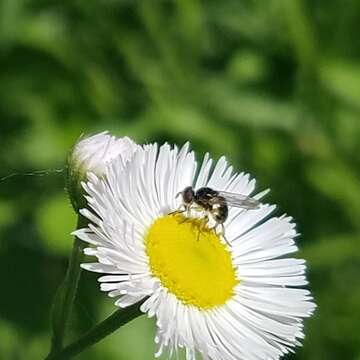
[217, 191, 260, 209]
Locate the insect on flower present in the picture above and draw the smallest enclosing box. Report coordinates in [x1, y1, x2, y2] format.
[173, 186, 261, 244]
[77, 143, 316, 360]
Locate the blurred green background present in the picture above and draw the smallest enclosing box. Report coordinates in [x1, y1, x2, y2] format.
[1, 0, 360, 359]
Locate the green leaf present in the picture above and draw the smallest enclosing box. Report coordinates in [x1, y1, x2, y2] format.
[306, 161, 360, 228]
[320, 59, 360, 109]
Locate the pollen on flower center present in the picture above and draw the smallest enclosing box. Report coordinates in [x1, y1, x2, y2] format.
[145, 214, 238, 309]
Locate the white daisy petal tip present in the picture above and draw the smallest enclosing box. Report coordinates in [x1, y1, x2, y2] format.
[71, 229, 80, 237]
[78, 141, 316, 360]
[66, 131, 138, 212]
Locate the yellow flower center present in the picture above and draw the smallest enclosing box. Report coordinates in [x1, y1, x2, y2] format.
[145, 214, 238, 309]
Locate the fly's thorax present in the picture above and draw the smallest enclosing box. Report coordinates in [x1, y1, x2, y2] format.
[194, 187, 219, 209]
[195, 187, 219, 199]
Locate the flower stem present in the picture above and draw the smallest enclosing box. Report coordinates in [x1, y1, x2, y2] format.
[45, 301, 144, 360]
[49, 215, 87, 355]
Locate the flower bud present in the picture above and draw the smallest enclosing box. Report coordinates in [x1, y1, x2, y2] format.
[66, 131, 137, 212]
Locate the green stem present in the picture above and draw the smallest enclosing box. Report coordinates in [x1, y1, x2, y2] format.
[49, 215, 88, 355]
[46, 301, 144, 360]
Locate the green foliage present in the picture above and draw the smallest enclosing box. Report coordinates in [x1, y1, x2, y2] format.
[1, 0, 360, 359]
[36, 194, 76, 255]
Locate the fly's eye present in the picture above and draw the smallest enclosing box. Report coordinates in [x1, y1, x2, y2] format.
[183, 187, 194, 204]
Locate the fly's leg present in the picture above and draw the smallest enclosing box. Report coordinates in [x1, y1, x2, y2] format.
[179, 205, 195, 224]
[219, 223, 231, 246]
[168, 206, 186, 215]
[179, 216, 190, 224]
[209, 222, 231, 246]
[169, 201, 193, 216]
[170, 204, 194, 224]
[197, 214, 209, 241]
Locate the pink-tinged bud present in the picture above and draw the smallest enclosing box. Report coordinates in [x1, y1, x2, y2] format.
[66, 131, 138, 212]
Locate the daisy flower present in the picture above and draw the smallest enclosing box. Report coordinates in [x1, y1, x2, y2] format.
[74, 142, 316, 360]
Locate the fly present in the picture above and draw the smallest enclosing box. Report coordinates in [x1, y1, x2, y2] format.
[172, 186, 260, 245]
